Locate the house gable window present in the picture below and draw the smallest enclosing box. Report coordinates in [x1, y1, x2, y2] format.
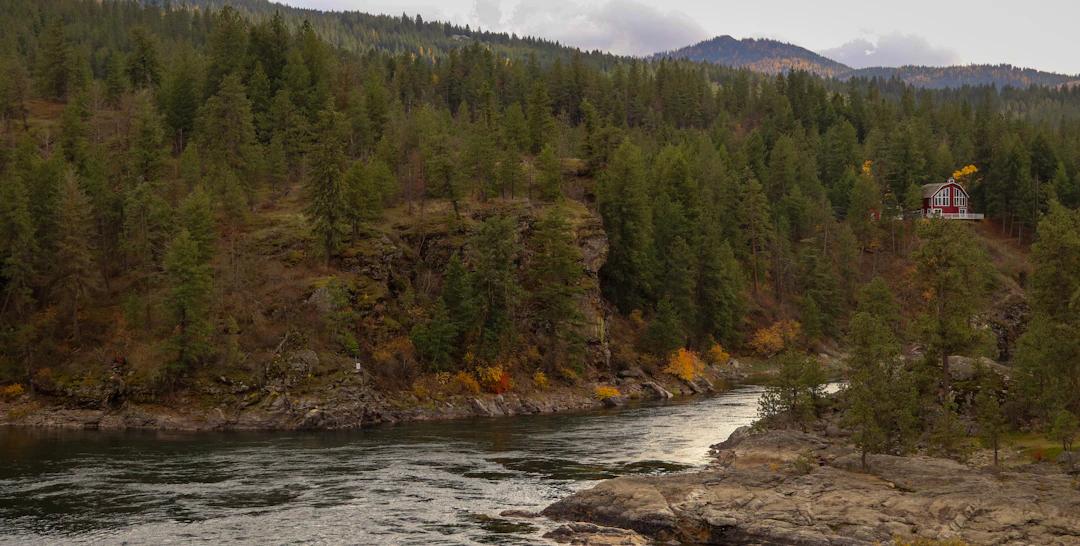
[954, 188, 967, 207]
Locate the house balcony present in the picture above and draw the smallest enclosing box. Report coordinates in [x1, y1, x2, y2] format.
[919, 210, 985, 220]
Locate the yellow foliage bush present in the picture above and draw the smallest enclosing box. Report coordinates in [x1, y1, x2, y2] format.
[557, 366, 580, 384]
[533, 371, 549, 390]
[707, 343, 731, 366]
[665, 348, 705, 381]
[750, 320, 802, 356]
[594, 386, 621, 400]
[1, 383, 25, 400]
[411, 383, 431, 400]
[454, 371, 481, 395]
[477, 365, 513, 394]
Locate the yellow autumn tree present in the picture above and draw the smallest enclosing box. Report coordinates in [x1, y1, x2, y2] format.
[665, 348, 705, 382]
[750, 320, 802, 356]
[952, 164, 978, 182]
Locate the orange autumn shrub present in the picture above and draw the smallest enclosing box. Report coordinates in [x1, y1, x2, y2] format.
[706, 342, 731, 366]
[665, 348, 704, 382]
[477, 365, 513, 394]
[594, 386, 621, 400]
[532, 371, 550, 390]
[1, 383, 24, 400]
[750, 320, 802, 356]
[454, 371, 481, 395]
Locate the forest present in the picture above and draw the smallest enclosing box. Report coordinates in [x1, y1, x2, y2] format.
[0, 0, 1079, 456]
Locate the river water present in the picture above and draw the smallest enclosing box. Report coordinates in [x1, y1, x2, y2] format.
[0, 386, 768, 545]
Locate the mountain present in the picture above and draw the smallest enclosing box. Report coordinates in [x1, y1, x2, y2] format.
[847, 64, 1079, 90]
[660, 36, 1080, 89]
[654, 35, 850, 77]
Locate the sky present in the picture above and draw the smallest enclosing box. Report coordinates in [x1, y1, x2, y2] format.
[278, 0, 1080, 74]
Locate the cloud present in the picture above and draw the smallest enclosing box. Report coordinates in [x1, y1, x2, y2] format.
[506, 0, 709, 56]
[471, 0, 502, 29]
[821, 33, 961, 68]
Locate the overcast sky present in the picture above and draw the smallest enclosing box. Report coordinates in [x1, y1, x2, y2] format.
[279, 0, 1080, 74]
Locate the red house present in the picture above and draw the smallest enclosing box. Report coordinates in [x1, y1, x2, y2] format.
[919, 178, 983, 220]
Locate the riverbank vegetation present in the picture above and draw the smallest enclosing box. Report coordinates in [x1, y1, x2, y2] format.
[1, 1, 1079, 440]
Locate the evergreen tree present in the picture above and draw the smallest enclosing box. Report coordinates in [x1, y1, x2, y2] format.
[526, 81, 554, 153]
[974, 366, 1007, 468]
[914, 220, 991, 392]
[759, 350, 826, 424]
[535, 144, 562, 201]
[37, 19, 75, 100]
[855, 277, 901, 336]
[163, 229, 214, 373]
[177, 186, 216, 264]
[125, 27, 161, 89]
[470, 215, 520, 361]
[128, 93, 166, 184]
[497, 149, 524, 199]
[643, 297, 684, 356]
[305, 108, 348, 262]
[410, 299, 457, 371]
[0, 173, 37, 317]
[598, 140, 654, 312]
[161, 50, 200, 151]
[195, 74, 259, 179]
[529, 207, 585, 363]
[54, 173, 97, 341]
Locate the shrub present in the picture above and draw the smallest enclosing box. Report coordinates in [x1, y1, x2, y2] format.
[454, 371, 481, 395]
[557, 366, 580, 384]
[665, 348, 705, 382]
[477, 365, 513, 394]
[706, 342, 731, 366]
[594, 385, 620, 400]
[532, 371, 549, 390]
[750, 320, 801, 356]
[1, 383, 25, 400]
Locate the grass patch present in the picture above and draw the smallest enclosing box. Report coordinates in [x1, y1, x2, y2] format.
[1004, 432, 1065, 463]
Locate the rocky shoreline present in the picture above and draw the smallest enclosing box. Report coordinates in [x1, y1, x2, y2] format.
[0, 369, 723, 432]
[540, 426, 1080, 545]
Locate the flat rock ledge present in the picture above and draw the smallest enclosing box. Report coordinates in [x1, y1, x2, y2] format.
[542, 427, 1080, 545]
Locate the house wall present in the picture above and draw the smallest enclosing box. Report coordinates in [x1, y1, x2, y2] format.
[922, 183, 970, 215]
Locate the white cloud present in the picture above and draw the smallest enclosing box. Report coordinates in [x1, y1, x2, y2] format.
[506, 0, 709, 56]
[471, 0, 503, 29]
[821, 32, 960, 68]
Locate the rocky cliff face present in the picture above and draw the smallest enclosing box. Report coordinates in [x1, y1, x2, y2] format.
[542, 427, 1080, 545]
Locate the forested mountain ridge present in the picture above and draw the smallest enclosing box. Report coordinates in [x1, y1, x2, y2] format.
[0, 0, 1079, 445]
[653, 35, 850, 77]
[660, 36, 1080, 90]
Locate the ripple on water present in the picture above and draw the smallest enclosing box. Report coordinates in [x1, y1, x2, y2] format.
[0, 386, 771, 544]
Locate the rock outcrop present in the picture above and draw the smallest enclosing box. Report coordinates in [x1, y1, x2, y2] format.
[543, 427, 1080, 545]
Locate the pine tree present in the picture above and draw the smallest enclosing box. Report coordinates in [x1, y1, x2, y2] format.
[470, 215, 520, 361]
[697, 237, 744, 346]
[527, 82, 554, 154]
[914, 220, 991, 392]
[759, 350, 826, 424]
[204, 6, 248, 98]
[54, 172, 97, 341]
[529, 206, 585, 361]
[37, 19, 74, 100]
[305, 108, 348, 262]
[161, 50, 200, 151]
[1, 55, 30, 129]
[128, 92, 166, 184]
[410, 299, 457, 371]
[497, 149, 524, 199]
[974, 365, 1007, 468]
[164, 229, 214, 373]
[125, 27, 161, 89]
[104, 53, 126, 107]
[843, 312, 903, 470]
[195, 74, 259, 178]
[535, 144, 562, 201]
[177, 186, 216, 264]
[738, 176, 771, 294]
[0, 174, 37, 317]
[643, 297, 684, 356]
[855, 277, 901, 336]
[598, 139, 654, 313]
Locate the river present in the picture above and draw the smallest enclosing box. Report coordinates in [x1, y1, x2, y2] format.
[0, 386, 768, 545]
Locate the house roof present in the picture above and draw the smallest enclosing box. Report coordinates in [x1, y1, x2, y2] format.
[922, 179, 968, 199]
[921, 183, 947, 198]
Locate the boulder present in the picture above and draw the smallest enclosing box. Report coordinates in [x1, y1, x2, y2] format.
[640, 381, 674, 400]
[547, 429, 1080, 545]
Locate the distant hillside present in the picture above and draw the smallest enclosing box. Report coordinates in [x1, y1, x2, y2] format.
[847, 64, 1080, 89]
[658, 36, 1080, 89]
[654, 35, 850, 77]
